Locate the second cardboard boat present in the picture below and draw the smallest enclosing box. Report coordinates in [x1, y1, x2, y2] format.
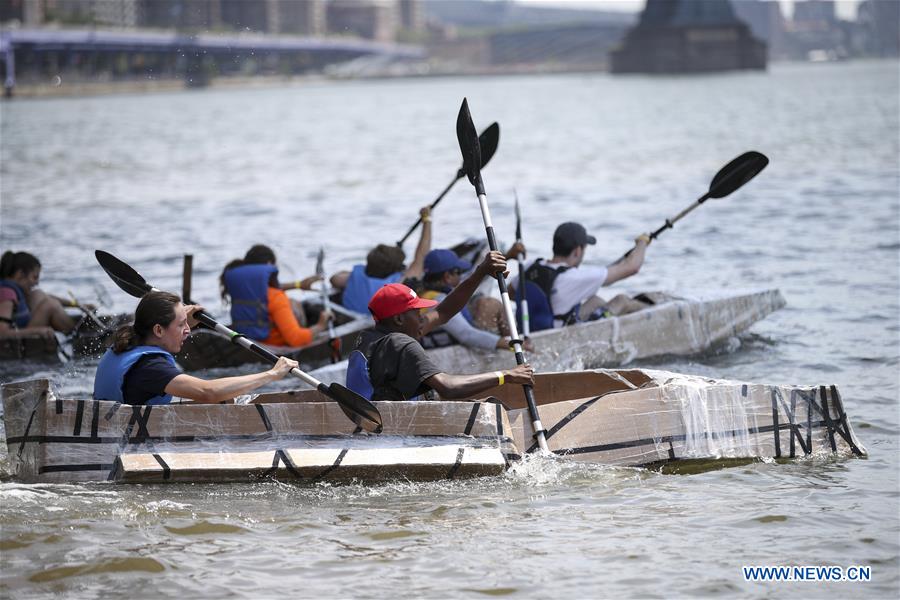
[310, 288, 786, 385]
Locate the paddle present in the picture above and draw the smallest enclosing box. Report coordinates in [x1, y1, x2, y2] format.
[94, 250, 382, 433]
[315, 247, 341, 364]
[396, 121, 500, 247]
[67, 290, 107, 332]
[613, 151, 769, 264]
[456, 98, 549, 454]
[513, 190, 530, 338]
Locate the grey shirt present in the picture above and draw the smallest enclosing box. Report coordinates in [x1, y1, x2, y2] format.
[367, 329, 442, 401]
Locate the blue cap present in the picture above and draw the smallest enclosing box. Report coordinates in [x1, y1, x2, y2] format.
[424, 249, 472, 276]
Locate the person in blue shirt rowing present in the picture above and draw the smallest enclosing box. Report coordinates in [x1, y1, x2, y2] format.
[93, 291, 297, 405]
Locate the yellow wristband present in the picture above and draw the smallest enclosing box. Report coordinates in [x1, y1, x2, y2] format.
[295, 281, 302, 290]
[494, 371, 505, 386]
[422, 216, 431, 223]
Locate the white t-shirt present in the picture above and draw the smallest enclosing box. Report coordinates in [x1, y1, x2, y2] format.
[510, 259, 609, 325]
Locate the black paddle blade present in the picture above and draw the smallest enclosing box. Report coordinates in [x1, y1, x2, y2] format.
[708, 151, 769, 199]
[514, 190, 522, 241]
[455, 122, 501, 179]
[95, 250, 153, 299]
[478, 122, 500, 170]
[326, 383, 383, 433]
[456, 98, 484, 193]
[315, 246, 325, 278]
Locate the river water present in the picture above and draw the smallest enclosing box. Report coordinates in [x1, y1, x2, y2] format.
[0, 60, 897, 598]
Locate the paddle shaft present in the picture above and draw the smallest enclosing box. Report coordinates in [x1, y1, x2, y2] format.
[613, 191, 711, 265]
[192, 310, 331, 393]
[68, 291, 107, 331]
[396, 170, 461, 247]
[514, 195, 530, 337]
[316, 253, 341, 363]
[475, 191, 549, 453]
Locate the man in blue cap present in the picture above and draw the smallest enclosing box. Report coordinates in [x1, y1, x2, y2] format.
[509, 221, 650, 331]
[418, 245, 533, 352]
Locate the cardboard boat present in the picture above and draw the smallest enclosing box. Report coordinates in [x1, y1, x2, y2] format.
[310, 288, 787, 385]
[175, 312, 373, 371]
[0, 313, 131, 362]
[1, 368, 865, 484]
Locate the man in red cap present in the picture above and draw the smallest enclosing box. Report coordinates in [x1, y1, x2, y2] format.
[346, 250, 534, 402]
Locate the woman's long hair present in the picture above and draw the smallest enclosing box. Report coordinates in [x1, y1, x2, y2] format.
[0, 251, 41, 279]
[113, 291, 181, 353]
[219, 244, 279, 301]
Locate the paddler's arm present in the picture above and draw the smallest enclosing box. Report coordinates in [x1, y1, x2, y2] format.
[604, 234, 650, 286]
[329, 271, 350, 290]
[164, 356, 298, 403]
[425, 363, 534, 400]
[423, 251, 507, 334]
[404, 206, 432, 280]
[279, 274, 321, 291]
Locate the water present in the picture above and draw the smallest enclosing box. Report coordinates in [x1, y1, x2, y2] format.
[1, 60, 898, 598]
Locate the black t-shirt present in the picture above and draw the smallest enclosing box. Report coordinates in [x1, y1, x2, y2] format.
[122, 354, 182, 405]
[366, 329, 442, 401]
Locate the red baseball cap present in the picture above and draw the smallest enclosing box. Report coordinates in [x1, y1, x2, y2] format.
[368, 283, 438, 321]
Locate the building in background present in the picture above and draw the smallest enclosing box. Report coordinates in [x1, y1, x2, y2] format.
[610, 0, 767, 73]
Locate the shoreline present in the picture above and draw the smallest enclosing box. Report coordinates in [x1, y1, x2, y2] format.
[3, 57, 894, 100]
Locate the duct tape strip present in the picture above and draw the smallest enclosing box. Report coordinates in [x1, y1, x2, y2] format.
[55, 394, 63, 414]
[73, 400, 85, 437]
[668, 440, 676, 460]
[495, 402, 503, 437]
[277, 449, 302, 479]
[39, 463, 116, 474]
[526, 395, 601, 454]
[446, 447, 466, 479]
[255, 404, 273, 432]
[15, 409, 37, 461]
[830, 385, 864, 456]
[103, 402, 119, 421]
[152, 453, 171, 481]
[463, 403, 481, 436]
[771, 390, 782, 458]
[555, 420, 826, 458]
[91, 400, 100, 439]
[313, 448, 349, 481]
[819, 386, 838, 452]
[775, 389, 810, 456]
[131, 406, 152, 441]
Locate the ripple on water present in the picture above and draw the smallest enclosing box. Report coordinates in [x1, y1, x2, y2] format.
[28, 557, 165, 583]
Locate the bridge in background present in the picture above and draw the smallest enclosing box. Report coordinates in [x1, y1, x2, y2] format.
[0, 28, 425, 95]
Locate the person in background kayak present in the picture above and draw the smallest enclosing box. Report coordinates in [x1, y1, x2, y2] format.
[94, 291, 297, 405]
[346, 251, 534, 402]
[0, 250, 82, 340]
[329, 206, 433, 314]
[418, 246, 534, 352]
[220, 244, 331, 347]
[509, 222, 651, 331]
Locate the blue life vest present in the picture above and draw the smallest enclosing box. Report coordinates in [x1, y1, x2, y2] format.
[223, 264, 278, 340]
[347, 349, 374, 401]
[518, 260, 576, 332]
[346, 327, 430, 401]
[93, 346, 179, 405]
[342, 264, 401, 314]
[0, 279, 30, 328]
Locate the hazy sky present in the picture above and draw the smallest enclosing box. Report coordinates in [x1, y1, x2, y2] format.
[517, 0, 862, 20]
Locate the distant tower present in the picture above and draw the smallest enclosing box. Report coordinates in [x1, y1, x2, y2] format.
[610, 0, 767, 73]
[327, 0, 398, 42]
[398, 0, 424, 34]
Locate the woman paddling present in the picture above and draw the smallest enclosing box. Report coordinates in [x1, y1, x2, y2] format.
[0, 250, 82, 340]
[220, 244, 331, 348]
[94, 291, 298, 405]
